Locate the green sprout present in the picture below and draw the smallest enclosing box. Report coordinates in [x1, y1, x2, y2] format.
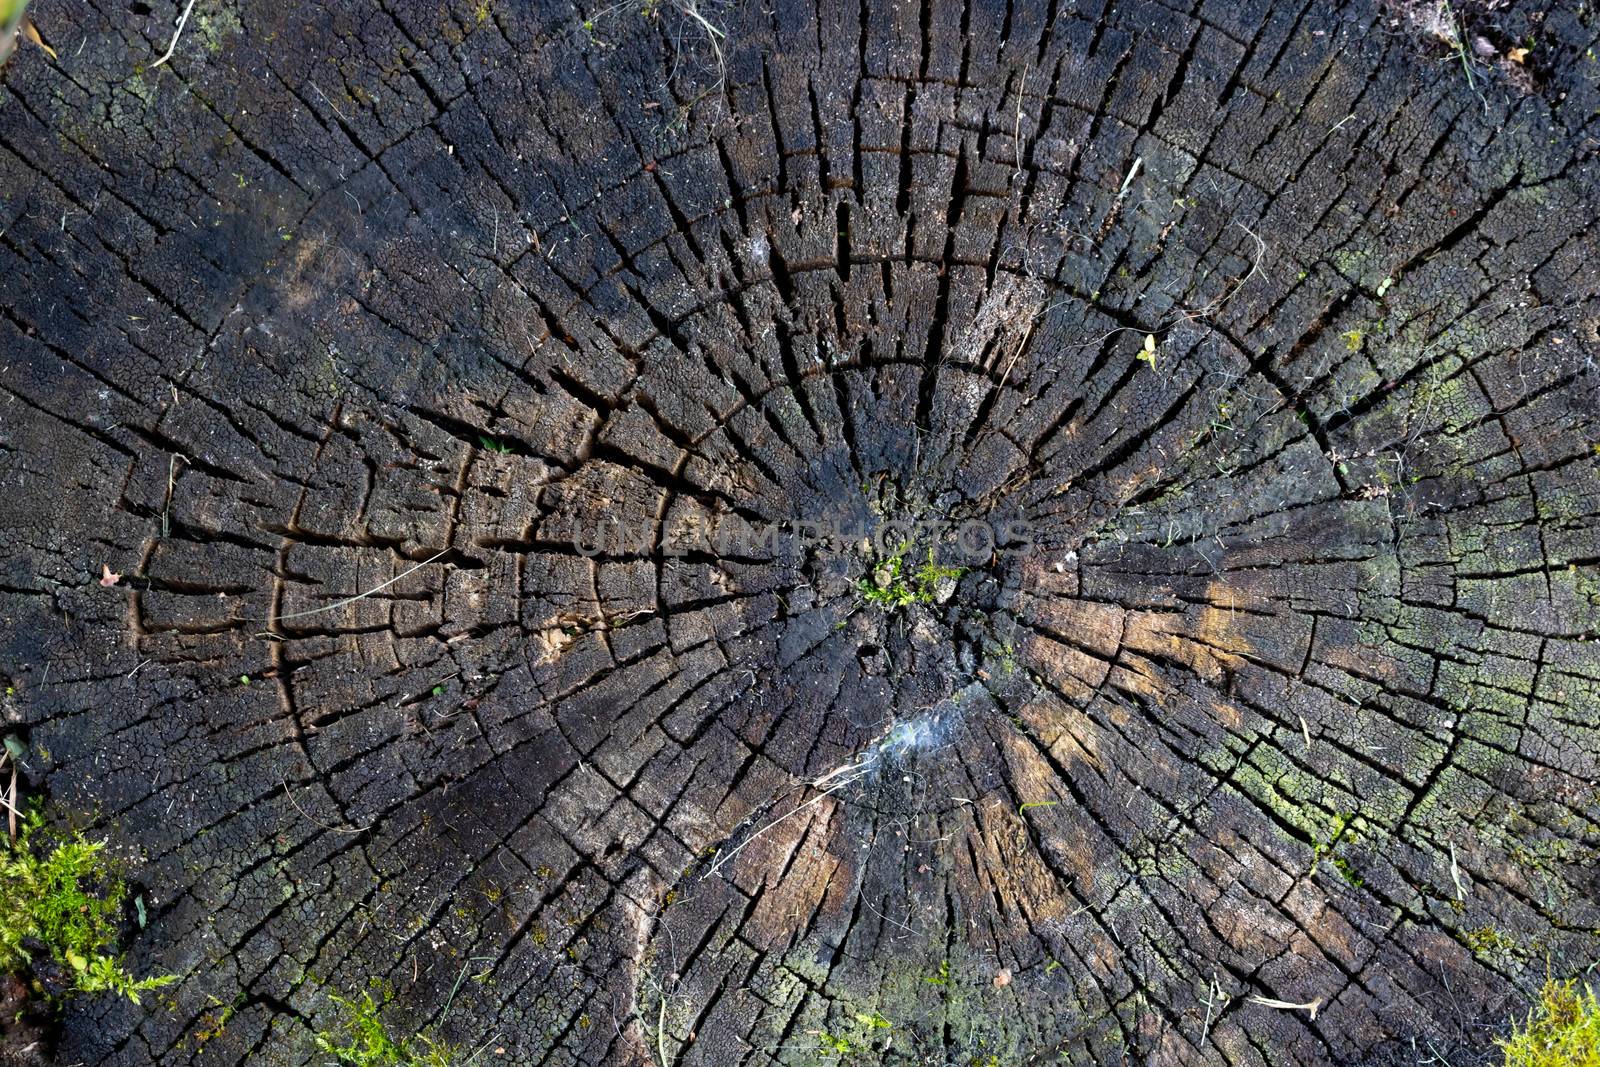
[477, 434, 514, 454]
[1137, 333, 1159, 370]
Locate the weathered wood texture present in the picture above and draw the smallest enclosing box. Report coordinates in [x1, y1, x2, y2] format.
[3, 0, 1600, 1063]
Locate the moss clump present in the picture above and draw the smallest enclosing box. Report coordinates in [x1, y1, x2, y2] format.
[314, 988, 460, 1067]
[815, 1010, 893, 1058]
[859, 545, 964, 609]
[1498, 978, 1600, 1067]
[1309, 811, 1364, 887]
[0, 810, 174, 1004]
[1465, 925, 1520, 959]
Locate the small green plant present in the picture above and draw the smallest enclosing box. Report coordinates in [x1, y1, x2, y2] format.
[859, 545, 964, 609]
[1498, 977, 1600, 1067]
[193, 993, 243, 1045]
[0, 809, 175, 1004]
[315, 988, 461, 1067]
[1137, 332, 1159, 370]
[477, 434, 513, 454]
[817, 1030, 857, 1056]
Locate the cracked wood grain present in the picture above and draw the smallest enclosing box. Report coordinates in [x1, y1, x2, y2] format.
[2, 0, 1600, 1064]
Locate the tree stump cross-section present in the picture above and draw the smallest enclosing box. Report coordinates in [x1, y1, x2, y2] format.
[2, 0, 1600, 1064]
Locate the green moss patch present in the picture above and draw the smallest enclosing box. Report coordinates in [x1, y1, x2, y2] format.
[859, 544, 965, 609]
[1499, 978, 1600, 1067]
[0, 809, 173, 1004]
[314, 987, 461, 1067]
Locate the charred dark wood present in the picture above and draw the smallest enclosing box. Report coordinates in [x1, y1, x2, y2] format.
[2, 0, 1599, 1064]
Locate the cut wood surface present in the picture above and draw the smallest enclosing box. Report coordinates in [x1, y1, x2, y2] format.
[2, 0, 1600, 1064]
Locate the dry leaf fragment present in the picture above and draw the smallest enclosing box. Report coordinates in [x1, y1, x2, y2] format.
[1248, 995, 1322, 1020]
[99, 564, 121, 587]
[1507, 46, 1529, 64]
[21, 18, 54, 60]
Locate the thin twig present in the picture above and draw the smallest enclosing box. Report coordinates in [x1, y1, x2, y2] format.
[701, 777, 856, 879]
[657, 994, 670, 1067]
[1013, 62, 1029, 184]
[459, 1036, 504, 1066]
[281, 777, 369, 835]
[149, 0, 198, 69]
[440, 956, 493, 1023]
[997, 317, 1035, 393]
[309, 82, 349, 123]
[1449, 842, 1467, 900]
[1199, 971, 1226, 1047]
[0, 782, 24, 820]
[1175, 221, 1266, 324]
[8, 765, 17, 843]
[1116, 156, 1143, 202]
[162, 453, 187, 538]
[264, 549, 449, 625]
[674, 0, 725, 85]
